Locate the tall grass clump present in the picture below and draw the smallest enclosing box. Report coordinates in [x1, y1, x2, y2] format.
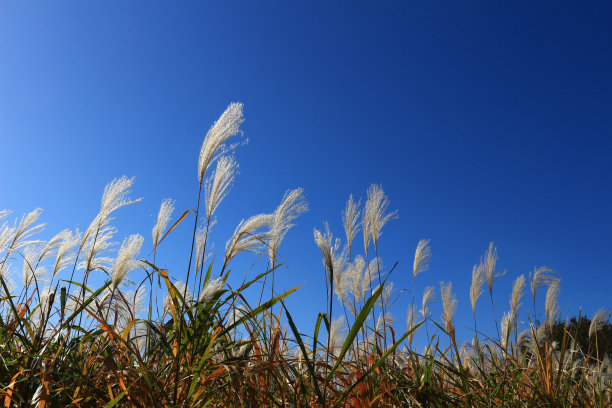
[0, 103, 610, 407]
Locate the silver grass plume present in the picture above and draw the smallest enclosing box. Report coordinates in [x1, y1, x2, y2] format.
[313, 222, 343, 286]
[152, 198, 175, 250]
[440, 281, 458, 334]
[376, 312, 395, 332]
[361, 258, 381, 301]
[413, 239, 432, 279]
[52, 230, 80, 278]
[364, 184, 398, 249]
[79, 225, 116, 273]
[510, 274, 526, 317]
[224, 214, 273, 266]
[544, 279, 561, 328]
[421, 286, 435, 319]
[111, 234, 143, 289]
[589, 308, 610, 339]
[484, 242, 504, 295]
[198, 277, 225, 303]
[406, 305, 419, 340]
[342, 195, 361, 255]
[194, 221, 216, 274]
[530, 266, 556, 304]
[0, 211, 15, 255]
[198, 102, 245, 183]
[500, 310, 516, 349]
[269, 188, 308, 266]
[470, 261, 485, 313]
[204, 155, 238, 220]
[90, 176, 141, 235]
[22, 247, 48, 287]
[329, 316, 347, 356]
[37, 286, 55, 319]
[344, 256, 364, 300]
[37, 229, 69, 265]
[10, 208, 45, 253]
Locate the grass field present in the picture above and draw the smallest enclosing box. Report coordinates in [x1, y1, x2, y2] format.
[0, 104, 609, 407]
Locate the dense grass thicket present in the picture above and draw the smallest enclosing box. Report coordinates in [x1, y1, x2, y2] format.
[0, 103, 610, 407]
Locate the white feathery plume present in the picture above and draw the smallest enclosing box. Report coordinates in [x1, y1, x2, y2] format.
[152, 198, 175, 250]
[79, 225, 116, 274]
[194, 221, 216, 274]
[204, 155, 238, 220]
[11, 208, 45, 252]
[0, 265, 16, 296]
[484, 242, 504, 295]
[589, 308, 610, 339]
[500, 310, 516, 349]
[35, 229, 68, 267]
[313, 222, 343, 285]
[329, 316, 347, 355]
[53, 230, 80, 278]
[269, 188, 308, 266]
[544, 279, 561, 328]
[224, 214, 273, 266]
[361, 258, 381, 301]
[381, 281, 394, 307]
[470, 261, 485, 313]
[413, 239, 432, 278]
[376, 312, 395, 332]
[510, 274, 526, 316]
[364, 184, 398, 249]
[90, 176, 141, 235]
[440, 281, 457, 334]
[406, 305, 419, 340]
[37, 286, 55, 319]
[111, 234, 143, 289]
[342, 195, 361, 255]
[198, 277, 225, 303]
[22, 247, 47, 287]
[198, 102, 245, 183]
[421, 286, 435, 319]
[344, 256, 364, 300]
[0, 214, 15, 255]
[529, 266, 556, 304]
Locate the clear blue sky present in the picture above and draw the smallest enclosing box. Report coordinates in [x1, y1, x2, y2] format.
[1, 2, 611, 344]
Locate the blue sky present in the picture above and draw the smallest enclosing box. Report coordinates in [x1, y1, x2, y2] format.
[1, 2, 611, 344]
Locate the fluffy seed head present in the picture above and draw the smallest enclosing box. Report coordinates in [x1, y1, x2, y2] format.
[269, 188, 308, 266]
[363, 184, 398, 250]
[111, 234, 143, 289]
[342, 195, 361, 255]
[530, 266, 556, 304]
[544, 279, 561, 327]
[421, 286, 435, 318]
[413, 239, 431, 279]
[440, 281, 457, 334]
[470, 262, 485, 313]
[589, 308, 610, 339]
[224, 213, 273, 265]
[510, 274, 526, 316]
[198, 102, 245, 183]
[152, 198, 175, 250]
[204, 155, 238, 220]
[52, 229, 80, 278]
[198, 277, 225, 303]
[484, 242, 504, 295]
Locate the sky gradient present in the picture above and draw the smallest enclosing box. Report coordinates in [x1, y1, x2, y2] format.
[1, 1, 611, 343]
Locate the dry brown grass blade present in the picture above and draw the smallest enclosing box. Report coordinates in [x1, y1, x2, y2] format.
[155, 209, 195, 250]
[4, 370, 23, 408]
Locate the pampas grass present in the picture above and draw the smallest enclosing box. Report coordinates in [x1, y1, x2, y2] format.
[0, 103, 609, 407]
